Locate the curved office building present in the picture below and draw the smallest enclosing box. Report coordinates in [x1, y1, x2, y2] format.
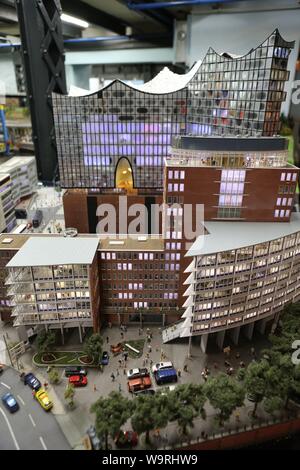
[163, 214, 300, 346]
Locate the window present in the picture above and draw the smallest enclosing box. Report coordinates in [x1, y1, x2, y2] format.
[276, 197, 281, 206]
[274, 209, 279, 217]
[217, 207, 242, 219]
[280, 172, 286, 181]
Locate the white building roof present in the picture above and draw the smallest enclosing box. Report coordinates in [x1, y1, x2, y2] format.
[68, 60, 202, 97]
[186, 213, 300, 257]
[7, 237, 99, 268]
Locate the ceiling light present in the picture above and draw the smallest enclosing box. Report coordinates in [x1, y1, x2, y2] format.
[61, 13, 89, 29]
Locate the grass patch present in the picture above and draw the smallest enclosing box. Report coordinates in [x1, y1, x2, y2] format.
[33, 350, 98, 367]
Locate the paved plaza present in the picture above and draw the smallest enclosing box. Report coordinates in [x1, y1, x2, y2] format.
[1, 319, 291, 450]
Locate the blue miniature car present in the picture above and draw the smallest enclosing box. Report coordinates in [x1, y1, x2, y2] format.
[2, 393, 19, 413]
[23, 372, 41, 391]
[100, 351, 109, 365]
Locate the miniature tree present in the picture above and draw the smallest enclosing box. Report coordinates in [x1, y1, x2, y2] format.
[36, 330, 56, 361]
[90, 391, 132, 450]
[264, 354, 295, 410]
[64, 383, 75, 409]
[131, 393, 171, 445]
[83, 333, 103, 364]
[263, 396, 284, 416]
[204, 373, 245, 426]
[48, 367, 60, 385]
[244, 360, 269, 417]
[170, 384, 206, 435]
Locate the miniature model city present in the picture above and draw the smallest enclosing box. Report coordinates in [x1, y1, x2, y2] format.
[0, 29, 300, 450]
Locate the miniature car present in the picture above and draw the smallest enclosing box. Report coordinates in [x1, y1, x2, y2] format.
[100, 351, 109, 365]
[151, 361, 174, 374]
[128, 376, 152, 393]
[34, 388, 53, 411]
[115, 430, 138, 448]
[23, 372, 41, 391]
[65, 366, 87, 377]
[2, 393, 19, 413]
[110, 343, 123, 355]
[69, 375, 88, 387]
[127, 368, 149, 380]
[155, 368, 178, 385]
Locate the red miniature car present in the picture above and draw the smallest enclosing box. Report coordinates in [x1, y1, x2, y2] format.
[110, 343, 123, 355]
[68, 375, 88, 387]
[127, 376, 152, 393]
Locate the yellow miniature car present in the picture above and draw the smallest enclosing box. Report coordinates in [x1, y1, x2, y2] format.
[34, 388, 53, 411]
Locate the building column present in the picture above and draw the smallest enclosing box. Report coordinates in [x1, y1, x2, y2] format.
[60, 324, 64, 345]
[16, 325, 29, 343]
[256, 318, 267, 335]
[200, 333, 209, 354]
[244, 322, 254, 341]
[230, 326, 240, 346]
[78, 324, 82, 343]
[216, 330, 226, 350]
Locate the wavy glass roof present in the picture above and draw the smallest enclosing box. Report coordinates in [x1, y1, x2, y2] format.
[66, 29, 294, 98]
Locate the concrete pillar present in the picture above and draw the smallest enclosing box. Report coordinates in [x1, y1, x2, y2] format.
[60, 324, 64, 345]
[257, 318, 267, 335]
[230, 326, 240, 346]
[216, 330, 226, 350]
[78, 324, 82, 343]
[244, 322, 254, 341]
[200, 333, 209, 354]
[16, 325, 29, 343]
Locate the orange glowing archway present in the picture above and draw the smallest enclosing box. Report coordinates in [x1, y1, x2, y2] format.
[115, 157, 134, 192]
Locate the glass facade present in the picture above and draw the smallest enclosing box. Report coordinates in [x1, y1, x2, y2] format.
[53, 30, 294, 190]
[183, 231, 300, 335]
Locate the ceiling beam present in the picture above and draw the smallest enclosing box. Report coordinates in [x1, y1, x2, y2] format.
[119, 0, 174, 30]
[60, 0, 132, 35]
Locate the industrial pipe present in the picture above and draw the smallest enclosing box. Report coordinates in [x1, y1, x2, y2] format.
[127, 0, 255, 10]
[0, 33, 171, 49]
[64, 33, 171, 45]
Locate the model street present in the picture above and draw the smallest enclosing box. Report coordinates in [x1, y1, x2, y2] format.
[0, 367, 70, 450]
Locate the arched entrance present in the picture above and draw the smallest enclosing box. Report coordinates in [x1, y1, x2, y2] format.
[115, 157, 134, 193]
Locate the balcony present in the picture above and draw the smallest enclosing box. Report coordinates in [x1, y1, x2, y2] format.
[13, 310, 92, 326]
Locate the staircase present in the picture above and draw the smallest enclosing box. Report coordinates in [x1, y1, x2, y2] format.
[162, 321, 185, 343]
